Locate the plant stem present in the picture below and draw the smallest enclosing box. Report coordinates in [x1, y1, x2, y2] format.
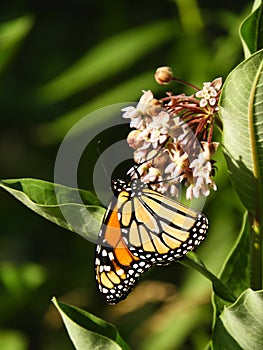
[180, 255, 236, 302]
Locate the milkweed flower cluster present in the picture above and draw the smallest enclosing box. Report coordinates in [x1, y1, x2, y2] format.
[122, 66, 221, 199]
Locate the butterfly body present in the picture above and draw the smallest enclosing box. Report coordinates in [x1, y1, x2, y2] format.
[95, 178, 208, 304]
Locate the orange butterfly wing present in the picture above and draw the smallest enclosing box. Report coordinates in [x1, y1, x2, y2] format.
[95, 178, 208, 304]
[95, 200, 151, 304]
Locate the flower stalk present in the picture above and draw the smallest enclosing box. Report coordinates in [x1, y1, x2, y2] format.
[181, 255, 237, 302]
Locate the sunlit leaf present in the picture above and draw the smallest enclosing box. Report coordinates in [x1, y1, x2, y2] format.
[175, 0, 203, 34]
[52, 298, 131, 350]
[212, 289, 263, 350]
[181, 255, 236, 303]
[37, 71, 156, 144]
[212, 213, 250, 315]
[0, 262, 46, 296]
[0, 330, 28, 350]
[38, 20, 174, 104]
[0, 178, 104, 242]
[240, 2, 263, 58]
[0, 15, 34, 73]
[220, 49, 263, 217]
[211, 11, 243, 74]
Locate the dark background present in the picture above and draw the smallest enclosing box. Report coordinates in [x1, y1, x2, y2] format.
[0, 1, 248, 349]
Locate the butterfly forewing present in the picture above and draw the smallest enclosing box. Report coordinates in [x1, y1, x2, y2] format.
[124, 185, 208, 264]
[95, 178, 208, 304]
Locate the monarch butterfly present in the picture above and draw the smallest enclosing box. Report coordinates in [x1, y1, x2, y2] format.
[95, 177, 208, 304]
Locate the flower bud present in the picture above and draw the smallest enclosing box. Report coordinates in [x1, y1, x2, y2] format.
[146, 98, 163, 115]
[127, 130, 144, 149]
[155, 66, 173, 85]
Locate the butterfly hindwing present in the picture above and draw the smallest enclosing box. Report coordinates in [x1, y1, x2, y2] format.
[95, 199, 152, 304]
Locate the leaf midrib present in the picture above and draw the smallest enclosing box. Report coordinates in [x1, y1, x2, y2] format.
[249, 59, 263, 222]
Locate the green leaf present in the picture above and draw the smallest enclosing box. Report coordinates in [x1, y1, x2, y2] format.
[181, 254, 236, 303]
[175, 0, 203, 34]
[37, 71, 156, 145]
[0, 178, 104, 242]
[0, 15, 34, 73]
[212, 213, 250, 316]
[253, 0, 263, 12]
[212, 318, 243, 350]
[0, 262, 46, 296]
[52, 298, 131, 350]
[38, 20, 174, 104]
[0, 330, 28, 350]
[220, 49, 263, 218]
[240, 2, 263, 58]
[212, 289, 263, 350]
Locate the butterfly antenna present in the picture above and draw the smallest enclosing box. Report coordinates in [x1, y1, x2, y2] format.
[96, 140, 111, 183]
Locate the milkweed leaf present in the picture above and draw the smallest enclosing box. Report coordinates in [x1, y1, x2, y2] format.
[240, 2, 263, 58]
[0, 178, 104, 242]
[220, 49, 263, 217]
[212, 289, 263, 350]
[52, 298, 130, 350]
[212, 213, 250, 315]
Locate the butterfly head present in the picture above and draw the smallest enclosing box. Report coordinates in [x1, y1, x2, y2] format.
[112, 177, 148, 199]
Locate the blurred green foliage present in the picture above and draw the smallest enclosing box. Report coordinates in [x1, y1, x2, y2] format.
[0, 0, 249, 349]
